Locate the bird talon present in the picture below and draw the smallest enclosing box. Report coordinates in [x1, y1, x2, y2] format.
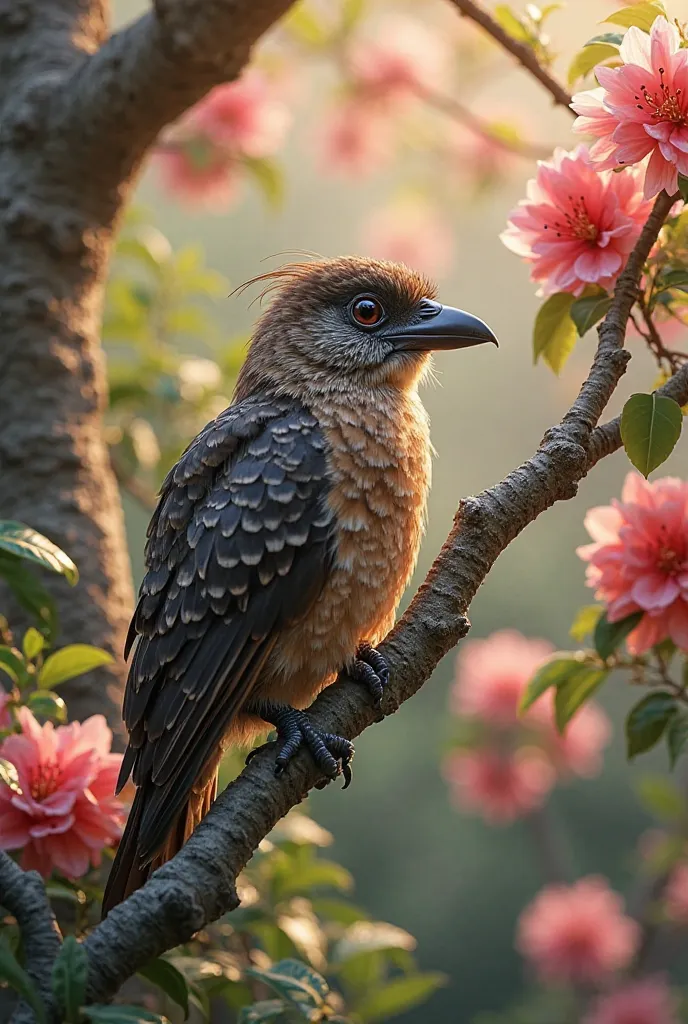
[350, 644, 389, 708]
[252, 703, 355, 787]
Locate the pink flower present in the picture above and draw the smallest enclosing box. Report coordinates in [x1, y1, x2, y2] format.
[348, 18, 447, 107]
[572, 17, 688, 199]
[361, 199, 454, 278]
[452, 630, 554, 728]
[517, 876, 641, 984]
[583, 977, 679, 1024]
[154, 71, 289, 206]
[547, 700, 612, 778]
[578, 473, 688, 654]
[501, 145, 651, 296]
[317, 102, 393, 177]
[664, 864, 688, 922]
[443, 747, 555, 824]
[0, 708, 125, 879]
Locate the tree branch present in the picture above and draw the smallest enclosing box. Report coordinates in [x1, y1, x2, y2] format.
[448, 0, 573, 111]
[81, 190, 678, 1002]
[51, 0, 297, 190]
[0, 852, 61, 1024]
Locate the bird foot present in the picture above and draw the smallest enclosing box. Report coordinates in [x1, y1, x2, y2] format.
[350, 642, 389, 708]
[246, 703, 355, 788]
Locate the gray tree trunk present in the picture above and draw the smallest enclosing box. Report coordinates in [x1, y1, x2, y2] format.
[0, 0, 293, 732]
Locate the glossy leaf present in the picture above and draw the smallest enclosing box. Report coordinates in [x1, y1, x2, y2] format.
[626, 691, 678, 759]
[555, 667, 608, 732]
[636, 775, 684, 819]
[570, 293, 613, 335]
[28, 690, 67, 724]
[237, 1001, 286, 1024]
[605, 1, 667, 31]
[519, 653, 588, 714]
[244, 959, 328, 1013]
[0, 521, 77, 583]
[311, 898, 370, 926]
[332, 921, 416, 964]
[0, 935, 46, 1023]
[586, 32, 624, 45]
[0, 559, 57, 638]
[39, 644, 113, 689]
[355, 972, 447, 1023]
[52, 936, 88, 1024]
[494, 4, 531, 42]
[532, 293, 577, 374]
[0, 758, 22, 794]
[0, 645, 26, 685]
[568, 43, 619, 84]
[657, 267, 688, 292]
[667, 711, 688, 769]
[22, 627, 44, 660]
[274, 858, 353, 898]
[594, 610, 644, 660]
[570, 605, 603, 642]
[620, 392, 683, 477]
[138, 958, 189, 1019]
[82, 1007, 168, 1024]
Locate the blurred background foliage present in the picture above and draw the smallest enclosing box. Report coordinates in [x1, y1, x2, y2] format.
[104, 0, 688, 1020]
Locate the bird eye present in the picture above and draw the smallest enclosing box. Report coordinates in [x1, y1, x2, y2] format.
[350, 295, 386, 330]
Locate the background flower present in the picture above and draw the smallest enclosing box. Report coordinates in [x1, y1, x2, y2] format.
[516, 876, 640, 984]
[583, 977, 679, 1024]
[578, 473, 688, 654]
[0, 708, 125, 878]
[443, 747, 555, 824]
[501, 146, 651, 296]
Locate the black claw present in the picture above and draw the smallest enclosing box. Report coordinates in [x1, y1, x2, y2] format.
[246, 702, 354, 787]
[351, 643, 390, 708]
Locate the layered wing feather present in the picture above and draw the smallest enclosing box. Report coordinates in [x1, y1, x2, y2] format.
[117, 395, 335, 864]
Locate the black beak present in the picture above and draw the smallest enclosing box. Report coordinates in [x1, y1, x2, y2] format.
[386, 300, 499, 352]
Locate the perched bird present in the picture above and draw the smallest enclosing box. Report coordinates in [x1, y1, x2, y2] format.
[102, 257, 497, 915]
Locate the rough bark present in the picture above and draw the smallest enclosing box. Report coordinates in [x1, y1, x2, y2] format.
[0, 0, 294, 731]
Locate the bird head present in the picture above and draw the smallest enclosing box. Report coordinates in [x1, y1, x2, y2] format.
[234, 257, 497, 401]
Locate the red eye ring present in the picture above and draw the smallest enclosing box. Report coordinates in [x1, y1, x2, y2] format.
[350, 295, 386, 329]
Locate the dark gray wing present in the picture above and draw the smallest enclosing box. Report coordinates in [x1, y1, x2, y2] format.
[117, 395, 335, 863]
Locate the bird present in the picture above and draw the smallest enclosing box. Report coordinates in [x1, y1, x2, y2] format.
[101, 256, 497, 915]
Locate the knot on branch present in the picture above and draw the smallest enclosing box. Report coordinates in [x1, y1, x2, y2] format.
[456, 495, 486, 530]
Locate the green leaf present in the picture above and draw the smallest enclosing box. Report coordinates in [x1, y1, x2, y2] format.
[283, 6, 330, 46]
[0, 757, 22, 794]
[594, 610, 644, 660]
[494, 5, 531, 42]
[586, 32, 625, 45]
[238, 1001, 286, 1024]
[570, 293, 613, 335]
[52, 935, 88, 1024]
[243, 157, 284, 209]
[626, 691, 678, 759]
[39, 644, 113, 689]
[269, 812, 333, 848]
[0, 557, 57, 638]
[244, 960, 328, 1013]
[0, 935, 46, 1023]
[117, 227, 172, 273]
[138, 958, 189, 1019]
[332, 921, 416, 964]
[518, 653, 588, 714]
[355, 973, 447, 1023]
[274, 858, 354, 898]
[621, 392, 683, 477]
[568, 43, 620, 85]
[570, 605, 603, 642]
[532, 293, 577, 374]
[636, 774, 684, 819]
[311, 898, 370, 925]
[0, 521, 78, 583]
[82, 1007, 168, 1024]
[341, 0, 365, 31]
[658, 268, 688, 292]
[0, 645, 26, 685]
[678, 174, 688, 204]
[22, 626, 44, 660]
[667, 711, 688, 768]
[555, 667, 608, 732]
[27, 690, 67, 724]
[605, 2, 667, 31]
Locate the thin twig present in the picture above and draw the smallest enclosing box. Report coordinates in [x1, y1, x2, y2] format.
[111, 453, 158, 512]
[448, 0, 573, 111]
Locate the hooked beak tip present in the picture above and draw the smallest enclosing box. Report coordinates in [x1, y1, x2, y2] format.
[386, 301, 499, 353]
